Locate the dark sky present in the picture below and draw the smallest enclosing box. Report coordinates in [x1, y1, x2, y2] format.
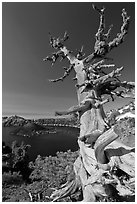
[2, 2, 135, 118]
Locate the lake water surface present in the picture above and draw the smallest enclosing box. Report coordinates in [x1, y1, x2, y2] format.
[2, 126, 79, 161]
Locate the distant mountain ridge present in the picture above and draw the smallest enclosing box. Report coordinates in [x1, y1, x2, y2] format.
[2, 114, 79, 128]
[3, 100, 135, 128]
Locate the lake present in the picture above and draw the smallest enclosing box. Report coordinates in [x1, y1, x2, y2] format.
[2, 126, 79, 161]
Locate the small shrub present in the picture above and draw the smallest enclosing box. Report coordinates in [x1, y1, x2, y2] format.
[2, 171, 23, 186]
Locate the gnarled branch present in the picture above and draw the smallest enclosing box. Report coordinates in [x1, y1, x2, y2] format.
[49, 31, 69, 49]
[93, 66, 123, 85]
[94, 127, 119, 164]
[83, 6, 130, 64]
[43, 50, 66, 66]
[109, 9, 130, 51]
[49, 64, 74, 82]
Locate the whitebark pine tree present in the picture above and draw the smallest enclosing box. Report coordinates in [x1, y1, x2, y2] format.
[43, 4, 135, 202]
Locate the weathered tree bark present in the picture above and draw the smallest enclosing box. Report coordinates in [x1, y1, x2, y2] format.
[44, 4, 135, 202]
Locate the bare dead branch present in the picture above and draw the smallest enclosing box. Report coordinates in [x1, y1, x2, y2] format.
[55, 102, 90, 116]
[72, 77, 77, 81]
[99, 98, 109, 106]
[86, 60, 105, 72]
[43, 50, 67, 66]
[108, 8, 130, 51]
[76, 45, 85, 60]
[94, 127, 119, 164]
[92, 4, 105, 16]
[88, 61, 115, 79]
[104, 24, 113, 40]
[50, 180, 79, 202]
[99, 64, 115, 69]
[49, 31, 69, 49]
[83, 61, 115, 84]
[93, 66, 123, 85]
[43, 31, 78, 68]
[49, 64, 74, 82]
[83, 7, 130, 64]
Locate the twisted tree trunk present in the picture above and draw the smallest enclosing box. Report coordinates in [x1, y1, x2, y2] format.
[44, 5, 135, 201]
[50, 59, 134, 202]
